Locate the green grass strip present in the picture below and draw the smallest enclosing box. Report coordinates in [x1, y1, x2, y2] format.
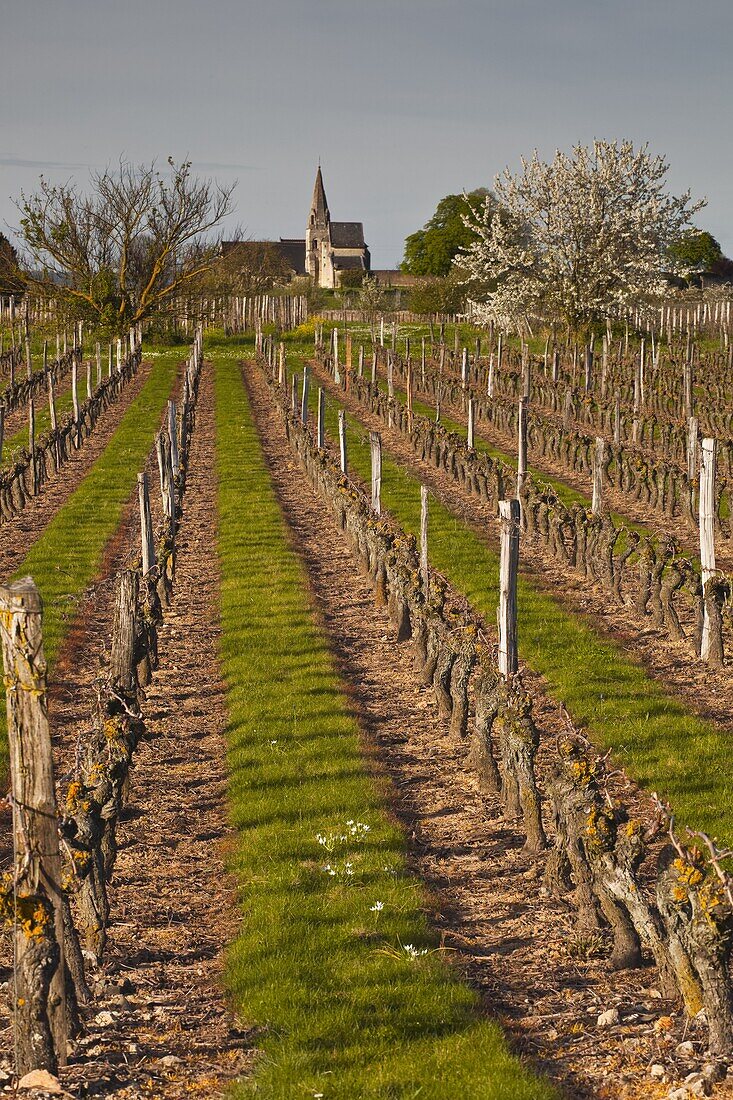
[214, 354, 555, 1100]
[292, 357, 733, 846]
[0, 350, 180, 778]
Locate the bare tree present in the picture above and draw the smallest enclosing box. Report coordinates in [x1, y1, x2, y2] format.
[16, 159, 235, 332]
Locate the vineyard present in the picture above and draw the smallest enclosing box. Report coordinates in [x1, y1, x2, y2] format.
[3, 303, 733, 1100]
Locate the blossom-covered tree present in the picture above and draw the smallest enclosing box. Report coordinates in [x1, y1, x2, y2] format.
[459, 141, 704, 333]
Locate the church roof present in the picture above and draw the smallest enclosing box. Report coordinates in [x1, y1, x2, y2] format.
[311, 167, 329, 223]
[333, 254, 366, 270]
[331, 221, 365, 249]
[278, 238, 306, 274]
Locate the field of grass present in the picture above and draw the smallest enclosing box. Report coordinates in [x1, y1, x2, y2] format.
[276, 346, 733, 845]
[0, 349, 181, 778]
[214, 351, 556, 1100]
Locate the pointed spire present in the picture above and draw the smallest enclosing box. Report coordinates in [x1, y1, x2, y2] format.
[311, 166, 329, 225]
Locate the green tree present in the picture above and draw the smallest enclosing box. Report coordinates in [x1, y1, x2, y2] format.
[401, 189, 492, 276]
[668, 229, 723, 275]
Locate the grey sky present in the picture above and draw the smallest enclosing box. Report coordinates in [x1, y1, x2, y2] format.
[1, 0, 731, 267]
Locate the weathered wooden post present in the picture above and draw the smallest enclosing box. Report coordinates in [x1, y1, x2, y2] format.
[419, 484, 429, 597]
[592, 437, 605, 514]
[168, 400, 180, 477]
[156, 432, 176, 537]
[370, 431, 382, 514]
[498, 499, 520, 679]
[461, 347, 468, 407]
[683, 359, 693, 419]
[96, 342, 102, 387]
[116, 338, 122, 373]
[358, 345, 364, 377]
[687, 416, 699, 483]
[138, 472, 155, 574]
[517, 398, 528, 495]
[700, 437, 717, 661]
[584, 342, 593, 392]
[108, 344, 113, 379]
[29, 398, 37, 493]
[86, 360, 92, 400]
[406, 359, 413, 425]
[338, 409, 347, 475]
[487, 353, 495, 397]
[301, 365, 310, 425]
[552, 348, 560, 384]
[0, 578, 67, 1075]
[317, 388, 325, 449]
[291, 373, 298, 414]
[333, 328, 340, 384]
[24, 336, 31, 380]
[71, 359, 80, 444]
[467, 397, 475, 449]
[278, 342, 285, 385]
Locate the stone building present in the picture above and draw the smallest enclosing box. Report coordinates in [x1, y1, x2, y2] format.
[222, 167, 370, 289]
[304, 167, 370, 288]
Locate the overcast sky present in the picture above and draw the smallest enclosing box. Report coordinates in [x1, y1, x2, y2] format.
[1, 0, 731, 268]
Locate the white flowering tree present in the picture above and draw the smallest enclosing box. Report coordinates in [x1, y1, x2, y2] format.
[460, 140, 705, 334]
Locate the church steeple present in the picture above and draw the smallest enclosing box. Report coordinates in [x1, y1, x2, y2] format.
[310, 166, 329, 227]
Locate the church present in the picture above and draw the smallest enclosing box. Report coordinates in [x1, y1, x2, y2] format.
[302, 166, 370, 288]
[223, 168, 370, 289]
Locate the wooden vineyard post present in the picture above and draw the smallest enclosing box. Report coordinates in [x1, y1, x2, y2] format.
[156, 432, 176, 537]
[517, 398, 528, 495]
[108, 344, 113, 379]
[96, 342, 102, 387]
[584, 342, 593, 392]
[371, 347, 377, 385]
[370, 431, 382, 515]
[71, 359, 80, 441]
[467, 397, 475, 449]
[406, 359, 413, 426]
[338, 410, 347, 475]
[116, 338, 122, 373]
[278, 342, 285, 385]
[358, 345, 364, 377]
[0, 578, 67, 1075]
[592, 437, 605, 514]
[421, 336, 426, 386]
[333, 328, 340, 384]
[461, 347, 468, 407]
[168, 401, 180, 478]
[48, 372, 59, 470]
[700, 437, 717, 662]
[291, 374, 298, 414]
[29, 398, 37, 494]
[86, 359, 92, 400]
[687, 417, 699, 483]
[317, 388, 325, 449]
[301, 365, 310, 426]
[498, 500, 520, 679]
[138, 472, 155, 574]
[487, 353, 495, 397]
[420, 484, 429, 596]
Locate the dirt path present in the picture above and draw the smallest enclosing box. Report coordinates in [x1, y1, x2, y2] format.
[0, 367, 250, 1097]
[242, 359, 732, 1100]
[0, 359, 154, 580]
[309, 358, 733, 739]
